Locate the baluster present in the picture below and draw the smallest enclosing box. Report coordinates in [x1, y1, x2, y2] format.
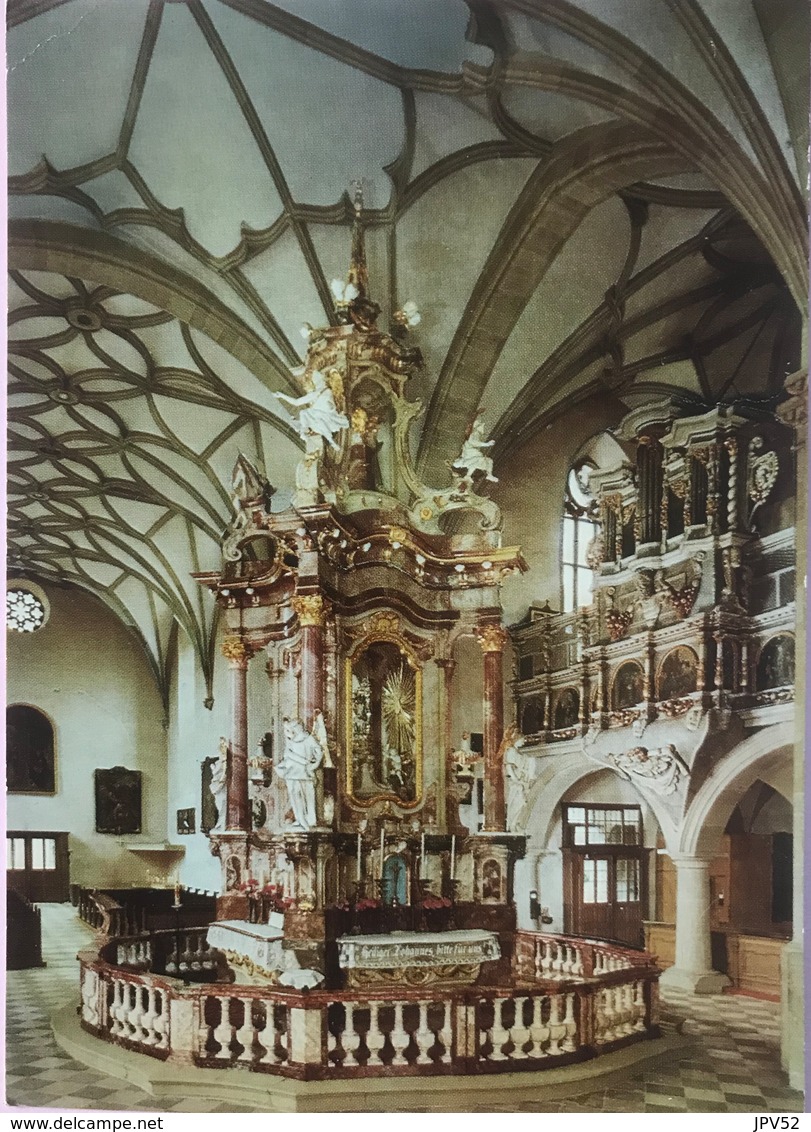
[570, 945, 584, 978]
[344, 1003, 364, 1066]
[620, 985, 635, 1035]
[365, 1002, 387, 1066]
[414, 1001, 434, 1065]
[528, 996, 550, 1058]
[141, 987, 158, 1046]
[236, 996, 256, 1062]
[438, 1001, 452, 1063]
[262, 1003, 285, 1064]
[561, 992, 577, 1052]
[633, 981, 647, 1031]
[81, 969, 99, 1027]
[199, 996, 215, 1058]
[547, 994, 563, 1055]
[534, 940, 544, 981]
[127, 984, 145, 1043]
[486, 999, 510, 1061]
[551, 944, 564, 979]
[151, 990, 168, 1051]
[509, 996, 530, 1059]
[560, 945, 573, 978]
[390, 1002, 410, 1066]
[213, 996, 234, 1061]
[602, 987, 617, 1041]
[108, 979, 123, 1036]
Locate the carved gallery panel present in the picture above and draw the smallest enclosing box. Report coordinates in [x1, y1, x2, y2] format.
[6, 704, 55, 794]
[612, 661, 644, 709]
[658, 645, 699, 700]
[94, 767, 141, 835]
[757, 634, 795, 689]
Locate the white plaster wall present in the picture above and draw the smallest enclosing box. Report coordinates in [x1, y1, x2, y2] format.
[165, 627, 228, 892]
[7, 584, 168, 888]
[498, 392, 626, 624]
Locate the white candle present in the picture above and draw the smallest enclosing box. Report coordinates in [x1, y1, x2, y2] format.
[379, 827, 385, 878]
[450, 835, 456, 881]
[356, 832, 362, 876]
[420, 831, 426, 877]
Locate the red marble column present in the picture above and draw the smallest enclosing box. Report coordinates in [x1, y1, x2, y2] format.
[292, 594, 327, 729]
[477, 624, 508, 832]
[222, 635, 251, 831]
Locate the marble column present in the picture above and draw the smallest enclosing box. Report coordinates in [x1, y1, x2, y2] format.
[222, 635, 252, 832]
[659, 855, 729, 993]
[435, 656, 457, 832]
[476, 624, 508, 832]
[292, 594, 327, 730]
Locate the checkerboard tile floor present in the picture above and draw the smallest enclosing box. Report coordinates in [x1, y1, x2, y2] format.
[5, 905, 805, 1114]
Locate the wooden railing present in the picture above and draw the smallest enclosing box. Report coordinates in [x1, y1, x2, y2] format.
[77, 929, 660, 1079]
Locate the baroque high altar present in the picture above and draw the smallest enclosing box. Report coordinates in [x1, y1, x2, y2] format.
[195, 194, 528, 984]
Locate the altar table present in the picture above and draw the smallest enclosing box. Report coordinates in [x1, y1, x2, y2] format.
[337, 929, 501, 987]
[206, 919, 286, 981]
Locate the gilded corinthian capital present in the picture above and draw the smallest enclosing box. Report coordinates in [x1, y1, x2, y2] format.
[221, 635, 251, 664]
[292, 593, 328, 627]
[475, 624, 508, 653]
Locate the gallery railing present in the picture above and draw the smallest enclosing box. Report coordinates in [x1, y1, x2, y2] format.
[77, 929, 660, 1078]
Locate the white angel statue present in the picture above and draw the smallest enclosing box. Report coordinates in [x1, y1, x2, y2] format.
[276, 371, 349, 451]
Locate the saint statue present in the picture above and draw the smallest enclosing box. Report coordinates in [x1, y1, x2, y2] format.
[452, 413, 498, 483]
[502, 726, 530, 831]
[209, 737, 229, 833]
[275, 717, 324, 831]
[276, 370, 349, 451]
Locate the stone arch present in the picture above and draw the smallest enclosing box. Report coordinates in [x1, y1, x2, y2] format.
[679, 721, 795, 858]
[526, 750, 676, 851]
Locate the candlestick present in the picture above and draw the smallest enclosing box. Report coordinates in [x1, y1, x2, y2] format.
[420, 830, 425, 877]
[356, 831, 362, 877]
[379, 827, 385, 878]
[173, 882, 181, 906]
[450, 835, 456, 881]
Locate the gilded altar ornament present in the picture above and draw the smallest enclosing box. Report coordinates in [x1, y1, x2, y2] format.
[292, 593, 328, 627]
[222, 635, 251, 663]
[747, 437, 779, 526]
[476, 624, 508, 653]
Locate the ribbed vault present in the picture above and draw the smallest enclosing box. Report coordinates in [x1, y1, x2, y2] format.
[7, 0, 807, 702]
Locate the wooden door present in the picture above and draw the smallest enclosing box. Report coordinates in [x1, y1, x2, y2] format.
[564, 848, 648, 947]
[6, 832, 70, 902]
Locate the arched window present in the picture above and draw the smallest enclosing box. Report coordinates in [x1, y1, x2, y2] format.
[7, 705, 56, 794]
[561, 461, 598, 612]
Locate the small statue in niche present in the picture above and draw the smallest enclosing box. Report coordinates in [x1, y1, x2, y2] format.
[312, 708, 334, 769]
[482, 858, 502, 901]
[451, 412, 498, 485]
[276, 369, 349, 452]
[209, 737, 229, 833]
[276, 717, 324, 832]
[758, 635, 795, 689]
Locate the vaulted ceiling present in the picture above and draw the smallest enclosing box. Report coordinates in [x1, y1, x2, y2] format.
[7, 0, 808, 703]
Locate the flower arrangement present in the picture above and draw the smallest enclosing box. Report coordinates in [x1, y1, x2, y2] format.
[421, 895, 452, 910]
[355, 897, 382, 911]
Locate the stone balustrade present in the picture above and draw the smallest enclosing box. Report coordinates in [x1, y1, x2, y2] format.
[77, 928, 660, 1079]
[514, 931, 642, 984]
